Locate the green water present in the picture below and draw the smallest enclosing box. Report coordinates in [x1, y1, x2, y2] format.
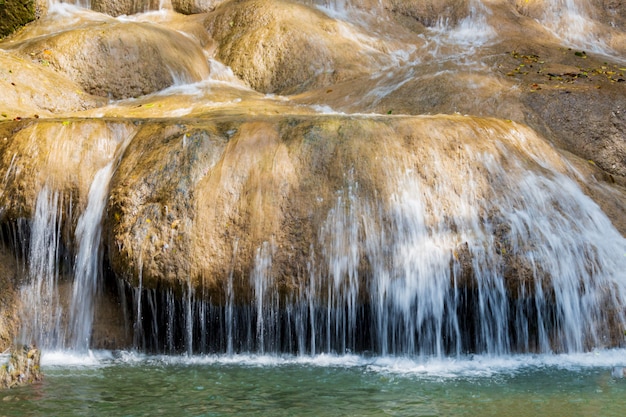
[1, 351, 625, 416]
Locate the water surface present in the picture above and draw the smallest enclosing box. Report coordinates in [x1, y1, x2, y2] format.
[2, 350, 625, 416]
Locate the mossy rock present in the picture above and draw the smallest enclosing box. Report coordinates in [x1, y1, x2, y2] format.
[0, 0, 36, 39]
[0, 345, 42, 389]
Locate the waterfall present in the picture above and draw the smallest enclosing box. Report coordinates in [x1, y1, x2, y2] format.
[251, 241, 276, 354]
[18, 187, 67, 349]
[5, 0, 625, 360]
[49, 0, 92, 9]
[538, 0, 613, 54]
[67, 162, 115, 351]
[11, 123, 135, 352]
[430, 0, 495, 47]
[120, 122, 626, 357]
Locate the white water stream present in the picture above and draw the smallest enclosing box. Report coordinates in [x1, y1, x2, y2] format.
[18, 187, 66, 348]
[68, 161, 116, 350]
[16, 125, 135, 351]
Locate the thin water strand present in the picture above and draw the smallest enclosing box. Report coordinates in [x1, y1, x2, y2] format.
[68, 161, 115, 351]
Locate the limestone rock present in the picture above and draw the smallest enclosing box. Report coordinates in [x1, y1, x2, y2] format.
[104, 115, 626, 309]
[382, 0, 470, 27]
[523, 88, 626, 180]
[0, 251, 19, 354]
[205, 0, 390, 94]
[0, 345, 42, 389]
[0, 50, 104, 119]
[91, 0, 160, 16]
[172, 0, 227, 14]
[0, 120, 136, 221]
[11, 20, 210, 99]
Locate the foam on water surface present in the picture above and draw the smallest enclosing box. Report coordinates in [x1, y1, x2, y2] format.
[39, 348, 626, 380]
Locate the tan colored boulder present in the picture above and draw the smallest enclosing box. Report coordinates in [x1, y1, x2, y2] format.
[104, 114, 626, 303]
[0, 120, 137, 221]
[11, 20, 210, 99]
[382, 0, 470, 27]
[0, 50, 104, 119]
[172, 0, 227, 14]
[205, 0, 391, 94]
[91, 0, 160, 16]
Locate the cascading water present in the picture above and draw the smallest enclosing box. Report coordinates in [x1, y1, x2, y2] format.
[67, 161, 116, 351]
[50, 0, 92, 9]
[120, 121, 626, 357]
[3, 0, 626, 414]
[12, 124, 136, 352]
[2, 0, 625, 362]
[529, 0, 626, 58]
[539, 0, 604, 50]
[18, 187, 67, 349]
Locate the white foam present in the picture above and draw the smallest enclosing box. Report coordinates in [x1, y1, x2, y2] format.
[366, 349, 626, 378]
[41, 349, 115, 367]
[38, 348, 626, 378]
[307, 104, 344, 114]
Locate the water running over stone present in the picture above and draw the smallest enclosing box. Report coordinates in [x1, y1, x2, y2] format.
[106, 116, 626, 356]
[9, 122, 136, 350]
[68, 162, 117, 350]
[18, 187, 67, 349]
[1, 0, 625, 360]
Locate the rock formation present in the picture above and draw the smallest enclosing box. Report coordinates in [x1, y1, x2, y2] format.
[0, 345, 42, 389]
[0, 0, 625, 354]
[0, 0, 36, 38]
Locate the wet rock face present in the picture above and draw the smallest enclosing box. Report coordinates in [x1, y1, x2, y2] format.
[0, 50, 104, 119]
[382, 0, 470, 27]
[172, 0, 228, 14]
[0, 345, 42, 389]
[523, 88, 626, 179]
[11, 20, 210, 99]
[513, 0, 626, 28]
[102, 115, 620, 299]
[106, 123, 228, 292]
[91, 0, 160, 16]
[205, 0, 389, 94]
[0, 0, 36, 38]
[0, 120, 135, 221]
[0, 250, 19, 353]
